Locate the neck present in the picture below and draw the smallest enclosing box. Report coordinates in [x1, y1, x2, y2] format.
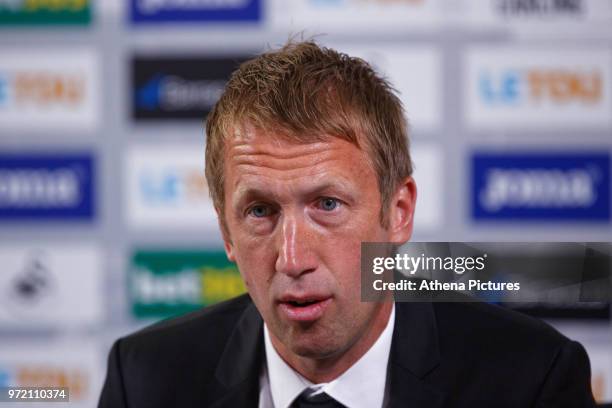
[269, 301, 393, 383]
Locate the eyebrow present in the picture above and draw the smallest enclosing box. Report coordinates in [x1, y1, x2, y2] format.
[232, 180, 357, 210]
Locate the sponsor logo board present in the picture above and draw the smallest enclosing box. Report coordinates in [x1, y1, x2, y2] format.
[0, 0, 91, 25]
[0, 341, 104, 408]
[0, 244, 103, 327]
[130, 0, 261, 23]
[585, 344, 612, 403]
[0, 49, 99, 131]
[465, 48, 612, 129]
[129, 250, 245, 319]
[271, 0, 438, 31]
[412, 144, 444, 231]
[125, 145, 216, 228]
[0, 153, 95, 221]
[471, 152, 610, 221]
[332, 45, 441, 132]
[451, 0, 612, 29]
[132, 55, 248, 120]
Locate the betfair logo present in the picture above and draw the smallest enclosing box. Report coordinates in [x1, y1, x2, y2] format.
[132, 267, 244, 306]
[479, 69, 602, 105]
[0, 0, 90, 24]
[130, 251, 245, 319]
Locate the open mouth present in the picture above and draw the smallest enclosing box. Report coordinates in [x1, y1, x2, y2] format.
[278, 297, 332, 322]
[287, 299, 319, 307]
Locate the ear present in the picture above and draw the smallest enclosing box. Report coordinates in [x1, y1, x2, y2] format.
[224, 239, 236, 263]
[388, 176, 417, 244]
[216, 207, 236, 262]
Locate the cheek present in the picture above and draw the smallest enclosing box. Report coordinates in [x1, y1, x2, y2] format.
[232, 237, 275, 291]
[318, 217, 386, 294]
[319, 238, 361, 289]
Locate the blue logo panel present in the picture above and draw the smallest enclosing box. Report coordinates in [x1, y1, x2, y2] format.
[130, 0, 261, 23]
[471, 152, 610, 221]
[0, 154, 95, 220]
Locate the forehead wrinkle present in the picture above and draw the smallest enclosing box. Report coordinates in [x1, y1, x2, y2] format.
[229, 147, 340, 169]
[230, 141, 337, 158]
[233, 157, 338, 175]
[229, 147, 345, 176]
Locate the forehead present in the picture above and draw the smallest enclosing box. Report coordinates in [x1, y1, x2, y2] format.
[223, 127, 376, 196]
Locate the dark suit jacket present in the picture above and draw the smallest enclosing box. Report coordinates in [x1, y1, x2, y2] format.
[99, 294, 596, 407]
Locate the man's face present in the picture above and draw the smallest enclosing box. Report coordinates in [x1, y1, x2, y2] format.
[221, 127, 414, 359]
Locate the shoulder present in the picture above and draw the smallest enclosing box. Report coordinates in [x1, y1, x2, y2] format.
[427, 301, 585, 391]
[114, 294, 254, 375]
[125, 293, 252, 342]
[427, 301, 595, 405]
[431, 300, 567, 350]
[429, 300, 571, 369]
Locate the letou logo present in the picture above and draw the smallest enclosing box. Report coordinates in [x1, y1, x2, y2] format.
[465, 48, 612, 129]
[0, 342, 103, 407]
[132, 56, 248, 120]
[0, 244, 103, 327]
[0, 0, 91, 25]
[0, 153, 95, 220]
[130, 0, 261, 23]
[471, 152, 610, 221]
[0, 49, 99, 131]
[129, 250, 245, 319]
[126, 145, 216, 228]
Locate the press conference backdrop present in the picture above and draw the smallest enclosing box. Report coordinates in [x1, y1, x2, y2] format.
[1, 0, 612, 406]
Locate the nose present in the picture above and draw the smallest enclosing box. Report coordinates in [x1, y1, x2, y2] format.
[275, 211, 317, 278]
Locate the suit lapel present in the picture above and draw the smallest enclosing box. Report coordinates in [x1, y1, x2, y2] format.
[208, 298, 447, 408]
[211, 301, 264, 408]
[387, 302, 446, 408]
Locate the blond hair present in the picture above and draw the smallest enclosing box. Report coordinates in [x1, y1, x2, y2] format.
[205, 40, 412, 229]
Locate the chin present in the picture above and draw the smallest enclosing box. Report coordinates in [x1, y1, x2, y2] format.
[286, 332, 345, 360]
[290, 342, 339, 360]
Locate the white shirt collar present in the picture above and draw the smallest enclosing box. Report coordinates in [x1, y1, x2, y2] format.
[262, 303, 395, 408]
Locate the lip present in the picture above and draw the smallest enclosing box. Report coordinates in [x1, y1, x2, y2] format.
[277, 296, 333, 322]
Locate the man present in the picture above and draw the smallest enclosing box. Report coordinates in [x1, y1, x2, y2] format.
[99, 41, 596, 408]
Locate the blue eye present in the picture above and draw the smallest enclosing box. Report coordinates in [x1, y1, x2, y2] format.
[319, 197, 339, 211]
[249, 205, 271, 218]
